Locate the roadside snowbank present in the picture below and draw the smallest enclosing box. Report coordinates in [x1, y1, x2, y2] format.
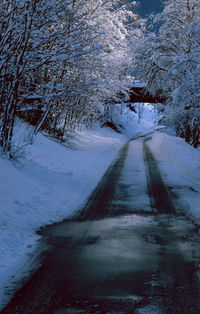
[148, 132, 200, 221]
[0, 127, 127, 309]
[109, 103, 159, 137]
[149, 132, 200, 189]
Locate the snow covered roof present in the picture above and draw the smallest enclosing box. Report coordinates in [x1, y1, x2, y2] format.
[132, 80, 147, 88]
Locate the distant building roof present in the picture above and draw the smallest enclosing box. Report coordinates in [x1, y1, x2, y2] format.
[132, 80, 147, 88]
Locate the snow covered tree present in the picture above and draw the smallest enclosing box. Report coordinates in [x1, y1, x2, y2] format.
[135, 0, 200, 147]
[46, 0, 144, 133]
[168, 18, 200, 147]
[0, 0, 143, 155]
[0, 0, 38, 155]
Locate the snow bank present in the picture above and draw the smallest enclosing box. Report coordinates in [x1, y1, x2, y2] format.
[0, 126, 127, 309]
[148, 132, 200, 221]
[111, 103, 159, 137]
[149, 132, 200, 189]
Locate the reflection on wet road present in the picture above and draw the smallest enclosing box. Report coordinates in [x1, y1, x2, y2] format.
[2, 137, 200, 313]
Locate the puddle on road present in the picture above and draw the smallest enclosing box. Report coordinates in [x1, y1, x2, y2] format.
[40, 213, 200, 313]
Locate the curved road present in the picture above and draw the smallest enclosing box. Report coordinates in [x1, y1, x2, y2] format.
[2, 135, 200, 313]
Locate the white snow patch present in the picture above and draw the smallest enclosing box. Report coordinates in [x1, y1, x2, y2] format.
[111, 103, 159, 137]
[148, 132, 200, 221]
[149, 132, 200, 189]
[132, 80, 147, 88]
[0, 126, 127, 309]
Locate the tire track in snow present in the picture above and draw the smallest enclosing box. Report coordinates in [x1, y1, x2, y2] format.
[143, 140, 175, 214]
[76, 140, 130, 220]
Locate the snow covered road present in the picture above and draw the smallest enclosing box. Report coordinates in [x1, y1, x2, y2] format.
[2, 134, 200, 313]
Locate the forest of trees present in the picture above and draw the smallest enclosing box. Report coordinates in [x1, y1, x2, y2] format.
[0, 0, 199, 158]
[0, 0, 144, 157]
[135, 0, 200, 148]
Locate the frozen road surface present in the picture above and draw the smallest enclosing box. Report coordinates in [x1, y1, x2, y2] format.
[2, 136, 200, 313]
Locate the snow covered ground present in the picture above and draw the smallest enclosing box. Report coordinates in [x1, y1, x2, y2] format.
[109, 102, 159, 137]
[0, 126, 127, 309]
[0, 104, 157, 309]
[148, 132, 200, 222]
[0, 104, 200, 309]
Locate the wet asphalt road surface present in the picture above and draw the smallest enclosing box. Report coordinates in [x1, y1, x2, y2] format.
[2, 136, 200, 313]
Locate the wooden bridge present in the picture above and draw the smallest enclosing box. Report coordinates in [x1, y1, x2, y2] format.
[129, 86, 166, 104]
